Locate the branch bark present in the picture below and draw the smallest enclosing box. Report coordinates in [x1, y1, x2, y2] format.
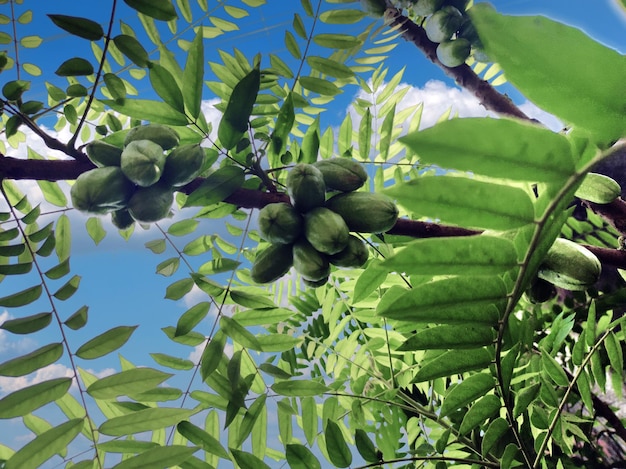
[383, 8, 532, 121]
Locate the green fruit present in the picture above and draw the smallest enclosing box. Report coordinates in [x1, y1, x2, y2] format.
[258, 203, 303, 244]
[326, 192, 398, 233]
[436, 38, 471, 67]
[575, 172, 621, 204]
[127, 182, 174, 223]
[413, 0, 444, 16]
[424, 6, 464, 43]
[286, 163, 326, 213]
[313, 158, 368, 192]
[121, 139, 167, 187]
[161, 144, 205, 187]
[293, 239, 330, 281]
[304, 207, 350, 255]
[329, 235, 369, 268]
[124, 124, 180, 150]
[538, 238, 601, 291]
[111, 208, 135, 230]
[85, 140, 122, 167]
[359, 0, 386, 17]
[71, 167, 136, 215]
[303, 277, 328, 288]
[250, 243, 293, 284]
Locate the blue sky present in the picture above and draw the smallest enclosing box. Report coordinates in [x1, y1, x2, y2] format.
[0, 0, 625, 466]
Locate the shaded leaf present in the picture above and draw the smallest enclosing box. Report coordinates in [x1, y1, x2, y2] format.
[354, 429, 379, 463]
[123, 0, 178, 21]
[113, 34, 151, 67]
[64, 305, 88, 330]
[220, 316, 261, 350]
[48, 14, 104, 40]
[325, 420, 352, 467]
[75, 325, 138, 359]
[286, 443, 321, 469]
[482, 417, 509, 456]
[0, 284, 42, 307]
[150, 352, 194, 370]
[200, 331, 226, 381]
[53, 274, 81, 300]
[441, 372, 495, 417]
[175, 301, 210, 336]
[0, 312, 51, 334]
[230, 449, 271, 469]
[459, 394, 501, 435]
[314, 33, 362, 49]
[541, 348, 569, 387]
[55, 57, 93, 76]
[0, 342, 63, 377]
[218, 68, 260, 150]
[184, 166, 245, 207]
[399, 324, 495, 351]
[5, 419, 83, 469]
[183, 28, 204, 120]
[0, 378, 72, 418]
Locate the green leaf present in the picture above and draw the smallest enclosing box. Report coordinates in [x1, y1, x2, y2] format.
[284, 30, 301, 59]
[314, 33, 362, 49]
[378, 276, 506, 325]
[229, 290, 274, 309]
[64, 305, 89, 330]
[99, 407, 193, 436]
[0, 378, 72, 418]
[55, 214, 71, 262]
[299, 76, 341, 96]
[87, 367, 173, 399]
[399, 117, 575, 182]
[440, 373, 495, 417]
[306, 56, 354, 79]
[184, 166, 245, 207]
[218, 68, 260, 150]
[413, 348, 494, 383]
[103, 73, 127, 100]
[359, 107, 371, 158]
[156, 257, 179, 277]
[198, 258, 241, 275]
[0, 284, 42, 307]
[149, 63, 185, 113]
[123, 0, 178, 21]
[200, 330, 226, 381]
[0, 342, 63, 377]
[354, 429, 379, 463]
[37, 180, 67, 207]
[575, 173, 622, 204]
[272, 380, 330, 397]
[97, 440, 159, 453]
[382, 235, 517, 276]
[320, 9, 367, 24]
[0, 243, 25, 257]
[166, 277, 194, 300]
[384, 176, 535, 231]
[230, 449, 271, 469]
[55, 57, 93, 76]
[5, 418, 83, 469]
[44, 258, 70, 279]
[220, 316, 261, 350]
[75, 325, 138, 359]
[236, 394, 266, 447]
[325, 420, 352, 467]
[399, 324, 495, 351]
[469, 4, 626, 145]
[232, 307, 293, 326]
[482, 417, 509, 456]
[605, 331, 624, 375]
[113, 34, 151, 67]
[150, 352, 194, 370]
[48, 14, 104, 40]
[353, 260, 387, 304]
[111, 445, 197, 469]
[0, 262, 32, 275]
[286, 444, 321, 469]
[175, 302, 210, 336]
[540, 348, 569, 387]
[53, 274, 81, 300]
[459, 394, 501, 435]
[256, 333, 303, 352]
[512, 382, 541, 418]
[270, 92, 295, 157]
[0, 312, 51, 334]
[183, 28, 204, 120]
[102, 99, 188, 126]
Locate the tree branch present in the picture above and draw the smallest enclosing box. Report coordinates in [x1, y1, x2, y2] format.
[383, 8, 531, 121]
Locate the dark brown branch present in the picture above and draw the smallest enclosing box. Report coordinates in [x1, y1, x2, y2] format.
[587, 199, 626, 235]
[0, 155, 95, 180]
[383, 8, 531, 121]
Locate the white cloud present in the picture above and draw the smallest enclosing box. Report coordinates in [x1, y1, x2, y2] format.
[0, 311, 37, 356]
[0, 363, 74, 395]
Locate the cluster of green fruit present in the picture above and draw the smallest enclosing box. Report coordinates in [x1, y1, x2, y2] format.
[71, 124, 205, 229]
[526, 238, 602, 303]
[251, 159, 399, 288]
